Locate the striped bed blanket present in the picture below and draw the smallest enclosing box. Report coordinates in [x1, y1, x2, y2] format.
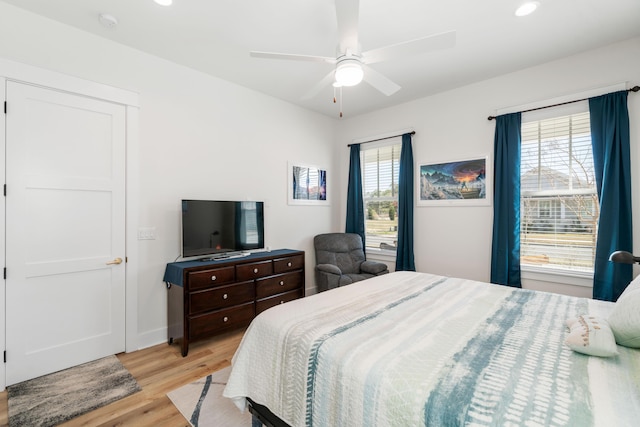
[223, 271, 640, 426]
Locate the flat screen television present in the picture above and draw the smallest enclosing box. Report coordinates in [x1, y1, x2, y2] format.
[181, 199, 265, 258]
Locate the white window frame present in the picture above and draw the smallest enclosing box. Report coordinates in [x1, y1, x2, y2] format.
[520, 101, 596, 287]
[360, 138, 402, 258]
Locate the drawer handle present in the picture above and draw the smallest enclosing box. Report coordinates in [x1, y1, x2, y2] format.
[223, 293, 228, 300]
[279, 281, 284, 286]
[223, 316, 229, 322]
[211, 275, 217, 281]
[287, 262, 292, 267]
[280, 300, 284, 304]
[253, 268, 259, 274]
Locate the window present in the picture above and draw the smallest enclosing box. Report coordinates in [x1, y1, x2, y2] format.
[520, 110, 598, 273]
[362, 140, 402, 252]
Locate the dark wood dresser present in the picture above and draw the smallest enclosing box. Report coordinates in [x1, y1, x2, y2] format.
[164, 249, 305, 356]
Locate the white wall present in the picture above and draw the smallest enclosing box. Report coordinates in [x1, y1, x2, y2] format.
[0, 3, 337, 350]
[337, 37, 640, 298]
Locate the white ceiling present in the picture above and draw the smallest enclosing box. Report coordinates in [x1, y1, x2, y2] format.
[3, 0, 639, 119]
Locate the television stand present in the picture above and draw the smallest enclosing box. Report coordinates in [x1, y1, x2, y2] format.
[163, 249, 305, 356]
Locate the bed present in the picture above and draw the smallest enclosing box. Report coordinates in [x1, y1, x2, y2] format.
[223, 271, 640, 426]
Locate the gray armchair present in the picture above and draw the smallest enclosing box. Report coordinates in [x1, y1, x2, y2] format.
[314, 233, 389, 292]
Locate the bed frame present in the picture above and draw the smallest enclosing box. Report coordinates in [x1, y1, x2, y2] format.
[248, 398, 291, 427]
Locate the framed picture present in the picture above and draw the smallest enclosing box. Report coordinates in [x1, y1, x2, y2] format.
[416, 156, 491, 206]
[288, 162, 329, 206]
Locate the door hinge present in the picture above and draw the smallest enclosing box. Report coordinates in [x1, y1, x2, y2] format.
[3, 184, 6, 196]
[4, 101, 6, 114]
[3, 268, 6, 280]
[3, 351, 6, 363]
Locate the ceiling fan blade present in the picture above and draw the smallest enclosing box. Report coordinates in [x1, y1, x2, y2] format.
[362, 30, 456, 65]
[301, 70, 337, 100]
[250, 51, 336, 64]
[362, 65, 401, 96]
[336, 0, 360, 53]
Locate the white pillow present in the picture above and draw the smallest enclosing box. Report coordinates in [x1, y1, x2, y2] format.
[565, 315, 619, 357]
[616, 274, 640, 300]
[608, 276, 640, 348]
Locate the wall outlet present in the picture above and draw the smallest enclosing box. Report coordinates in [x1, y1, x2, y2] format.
[138, 227, 156, 240]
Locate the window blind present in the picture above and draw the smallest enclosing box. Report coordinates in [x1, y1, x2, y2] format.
[520, 111, 598, 272]
[362, 141, 402, 250]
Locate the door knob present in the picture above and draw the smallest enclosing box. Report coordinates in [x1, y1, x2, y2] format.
[106, 257, 123, 265]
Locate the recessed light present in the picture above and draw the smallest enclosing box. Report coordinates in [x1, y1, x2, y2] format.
[515, 1, 540, 17]
[154, 0, 173, 6]
[98, 13, 118, 28]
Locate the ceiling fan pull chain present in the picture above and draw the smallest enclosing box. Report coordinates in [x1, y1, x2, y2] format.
[339, 86, 343, 118]
[333, 85, 337, 104]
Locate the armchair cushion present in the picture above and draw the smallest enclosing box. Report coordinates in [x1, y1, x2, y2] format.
[360, 260, 389, 275]
[316, 263, 342, 276]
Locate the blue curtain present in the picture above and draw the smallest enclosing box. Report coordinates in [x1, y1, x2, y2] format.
[490, 112, 522, 287]
[589, 91, 633, 301]
[345, 144, 366, 246]
[396, 133, 416, 271]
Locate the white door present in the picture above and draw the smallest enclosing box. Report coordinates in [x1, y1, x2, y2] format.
[5, 81, 126, 385]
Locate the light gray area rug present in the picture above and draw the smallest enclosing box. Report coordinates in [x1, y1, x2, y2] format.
[7, 355, 141, 427]
[168, 366, 251, 427]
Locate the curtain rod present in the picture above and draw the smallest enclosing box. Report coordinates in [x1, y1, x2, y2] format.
[487, 85, 640, 121]
[348, 131, 415, 147]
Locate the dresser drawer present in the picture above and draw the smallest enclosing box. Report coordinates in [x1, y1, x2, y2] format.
[256, 271, 303, 299]
[189, 281, 255, 315]
[236, 260, 273, 281]
[189, 302, 255, 339]
[256, 289, 303, 315]
[273, 254, 304, 274]
[187, 266, 235, 290]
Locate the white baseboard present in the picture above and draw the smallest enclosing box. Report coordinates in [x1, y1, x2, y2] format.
[134, 327, 169, 352]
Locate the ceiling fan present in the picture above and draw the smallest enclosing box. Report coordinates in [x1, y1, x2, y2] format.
[249, 0, 456, 101]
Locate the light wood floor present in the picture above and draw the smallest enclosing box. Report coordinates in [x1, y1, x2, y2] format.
[0, 329, 245, 427]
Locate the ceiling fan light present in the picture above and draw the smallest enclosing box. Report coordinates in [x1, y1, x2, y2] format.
[335, 60, 364, 87]
[154, 0, 173, 6]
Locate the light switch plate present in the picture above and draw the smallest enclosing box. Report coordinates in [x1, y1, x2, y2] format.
[138, 227, 156, 240]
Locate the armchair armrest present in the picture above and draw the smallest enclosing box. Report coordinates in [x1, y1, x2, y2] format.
[360, 260, 389, 275]
[316, 263, 342, 275]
